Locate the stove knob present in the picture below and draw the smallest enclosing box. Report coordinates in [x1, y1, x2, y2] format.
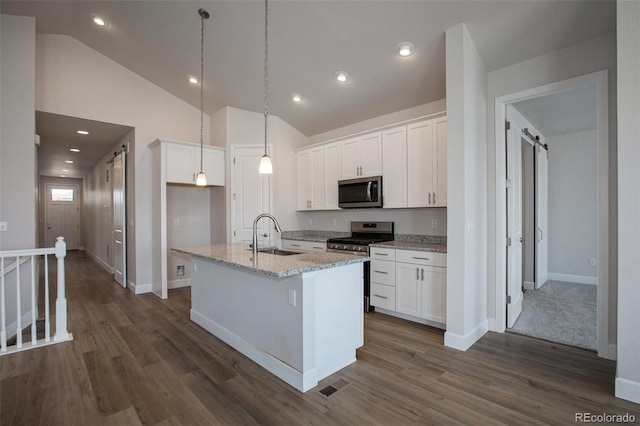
[357, 246, 364, 252]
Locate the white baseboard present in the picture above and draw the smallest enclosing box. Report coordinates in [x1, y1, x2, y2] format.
[523, 281, 536, 290]
[168, 278, 191, 289]
[547, 273, 597, 285]
[615, 376, 640, 404]
[83, 248, 114, 274]
[128, 280, 152, 294]
[444, 319, 489, 351]
[191, 308, 316, 392]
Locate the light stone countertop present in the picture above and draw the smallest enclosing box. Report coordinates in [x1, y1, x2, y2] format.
[370, 241, 447, 253]
[280, 235, 329, 243]
[172, 243, 367, 278]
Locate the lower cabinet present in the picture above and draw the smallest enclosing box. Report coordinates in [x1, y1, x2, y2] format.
[370, 247, 447, 327]
[282, 239, 327, 253]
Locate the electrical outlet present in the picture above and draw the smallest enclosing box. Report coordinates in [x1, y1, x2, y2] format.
[589, 258, 597, 267]
[308, 218, 313, 226]
[332, 218, 337, 226]
[0, 222, 7, 232]
[176, 265, 185, 276]
[288, 289, 296, 307]
[432, 219, 438, 228]
[174, 219, 180, 227]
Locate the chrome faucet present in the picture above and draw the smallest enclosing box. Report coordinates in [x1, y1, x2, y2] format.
[252, 213, 282, 255]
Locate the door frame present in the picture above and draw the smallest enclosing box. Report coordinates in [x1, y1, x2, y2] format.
[493, 70, 611, 359]
[44, 182, 80, 249]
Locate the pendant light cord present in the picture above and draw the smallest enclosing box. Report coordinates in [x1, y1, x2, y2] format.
[263, 0, 269, 155]
[199, 9, 209, 173]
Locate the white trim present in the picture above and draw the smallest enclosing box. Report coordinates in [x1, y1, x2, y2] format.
[615, 377, 640, 404]
[374, 308, 445, 330]
[168, 278, 191, 289]
[444, 319, 488, 351]
[547, 273, 597, 285]
[606, 344, 617, 361]
[1, 333, 73, 356]
[492, 70, 609, 359]
[128, 280, 152, 294]
[523, 281, 536, 290]
[83, 248, 114, 273]
[191, 308, 321, 392]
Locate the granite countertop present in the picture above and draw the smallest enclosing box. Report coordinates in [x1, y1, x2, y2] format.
[172, 243, 367, 278]
[280, 235, 329, 243]
[280, 230, 350, 243]
[370, 241, 448, 253]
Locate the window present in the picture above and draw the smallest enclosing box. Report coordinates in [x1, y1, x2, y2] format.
[51, 188, 74, 202]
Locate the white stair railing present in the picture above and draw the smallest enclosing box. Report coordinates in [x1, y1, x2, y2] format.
[0, 237, 73, 355]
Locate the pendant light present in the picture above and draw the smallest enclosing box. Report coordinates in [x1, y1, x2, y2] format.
[195, 8, 209, 186]
[258, 0, 273, 174]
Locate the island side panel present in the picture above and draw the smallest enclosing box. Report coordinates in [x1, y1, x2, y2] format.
[311, 262, 363, 380]
[190, 258, 305, 373]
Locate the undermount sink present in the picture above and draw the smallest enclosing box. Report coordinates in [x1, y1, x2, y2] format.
[256, 247, 299, 256]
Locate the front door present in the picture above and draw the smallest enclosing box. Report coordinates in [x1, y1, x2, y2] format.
[45, 183, 80, 250]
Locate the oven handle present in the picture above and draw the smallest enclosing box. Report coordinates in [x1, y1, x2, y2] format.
[326, 248, 367, 257]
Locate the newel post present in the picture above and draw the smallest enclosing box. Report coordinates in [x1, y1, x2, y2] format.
[54, 237, 70, 341]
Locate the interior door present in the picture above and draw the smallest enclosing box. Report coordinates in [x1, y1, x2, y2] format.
[506, 106, 524, 328]
[232, 146, 272, 247]
[112, 151, 127, 288]
[536, 144, 549, 287]
[45, 184, 80, 250]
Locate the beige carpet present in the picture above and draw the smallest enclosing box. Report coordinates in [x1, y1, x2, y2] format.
[509, 280, 597, 351]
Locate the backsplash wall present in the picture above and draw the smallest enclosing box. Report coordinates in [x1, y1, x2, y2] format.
[295, 208, 447, 236]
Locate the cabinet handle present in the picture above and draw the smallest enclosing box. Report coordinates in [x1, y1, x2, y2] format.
[412, 256, 430, 261]
[416, 267, 420, 280]
[313, 246, 324, 250]
[433, 193, 436, 204]
[373, 252, 388, 256]
[291, 244, 301, 247]
[421, 268, 424, 281]
[428, 193, 432, 204]
[373, 294, 388, 299]
[374, 270, 388, 274]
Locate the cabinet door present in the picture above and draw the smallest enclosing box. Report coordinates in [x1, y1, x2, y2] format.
[359, 132, 382, 177]
[421, 266, 447, 323]
[296, 150, 310, 210]
[396, 262, 421, 317]
[382, 126, 407, 208]
[310, 147, 325, 209]
[432, 116, 447, 207]
[201, 147, 225, 186]
[407, 120, 434, 207]
[166, 143, 196, 184]
[340, 137, 360, 179]
[324, 142, 341, 209]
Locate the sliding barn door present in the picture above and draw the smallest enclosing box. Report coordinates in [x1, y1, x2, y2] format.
[112, 150, 127, 288]
[536, 144, 548, 287]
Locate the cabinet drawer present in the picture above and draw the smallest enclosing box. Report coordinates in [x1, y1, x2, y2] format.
[370, 283, 395, 311]
[370, 259, 396, 286]
[369, 247, 395, 261]
[282, 240, 306, 252]
[307, 242, 327, 252]
[396, 250, 446, 267]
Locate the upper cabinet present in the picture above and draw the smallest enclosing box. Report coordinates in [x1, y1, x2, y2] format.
[297, 146, 324, 210]
[382, 115, 447, 208]
[165, 140, 225, 186]
[340, 132, 382, 179]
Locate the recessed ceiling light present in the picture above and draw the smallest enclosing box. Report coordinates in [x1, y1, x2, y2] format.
[62, 169, 69, 172]
[65, 160, 74, 164]
[77, 130, 89, 135]
[397, 42, 415, 57]
[291, 93, 303, 102]
[92, 14, 107, 27]
[188, 75, 198, 84]
[335, 71, 350, 83]
[70, 148, 80, 152]
[59, 175, 67, 178]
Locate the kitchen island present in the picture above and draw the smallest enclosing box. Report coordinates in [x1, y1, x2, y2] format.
[172, 243, 367, 392]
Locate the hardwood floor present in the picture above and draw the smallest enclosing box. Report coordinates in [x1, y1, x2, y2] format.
[1, 251, 638, 425]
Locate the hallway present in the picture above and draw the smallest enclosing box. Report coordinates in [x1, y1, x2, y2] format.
[0, 252, 637, 425]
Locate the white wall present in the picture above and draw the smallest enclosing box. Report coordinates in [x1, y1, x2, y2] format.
[615, 0, 640, 405]
[35, 34, 210, 291]
[0, 15, 36, 250]
[444, 23, 488, 351]
[486, 33, 617, 341]
[547, 130, 597, 283]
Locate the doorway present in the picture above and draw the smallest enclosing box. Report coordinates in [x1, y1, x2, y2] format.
[44, 183, 80, 250]
[494, 70, 611, 358]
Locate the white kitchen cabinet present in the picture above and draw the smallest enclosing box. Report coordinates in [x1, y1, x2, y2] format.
[406, 116, 447, 207]
[296, 146, 325, 210]
[323, 142, 341, 209]
[395, 249, 447, 324]
[282, 239, 327, 253]
[382, 126, 408, 208]
[166, 140, 225, 186]
[370, 248, 397, 311]
[340, 132, 382, 179]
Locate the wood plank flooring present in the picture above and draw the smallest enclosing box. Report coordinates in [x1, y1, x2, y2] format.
[1, 251, 638, 425]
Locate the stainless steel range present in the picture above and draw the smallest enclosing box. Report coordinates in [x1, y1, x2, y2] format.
[327, 221, 394, 312]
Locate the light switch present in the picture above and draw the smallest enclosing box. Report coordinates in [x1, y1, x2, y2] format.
[288, 289, 296, 307]
[0, 222, 7, 232]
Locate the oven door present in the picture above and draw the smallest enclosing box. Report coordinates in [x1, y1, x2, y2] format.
[338, 176, 383, 208]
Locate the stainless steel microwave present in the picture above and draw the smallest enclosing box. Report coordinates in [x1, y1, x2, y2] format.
[338, 176, 383, 208]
